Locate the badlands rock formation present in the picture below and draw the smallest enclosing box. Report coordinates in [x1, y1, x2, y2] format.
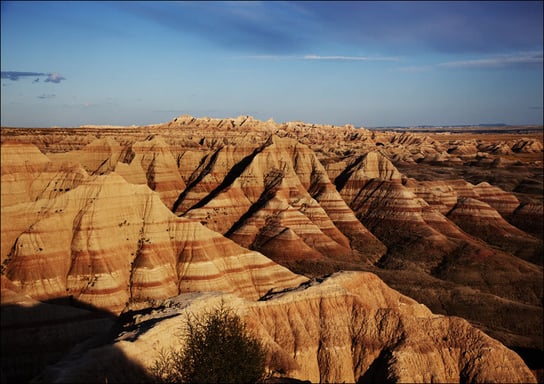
[174, 135, 385, 269]
[447, 197, 542, 263]
[1, 116, 542, 382]
[38, 272, 536, 383]
[2, 165, 305, 313]
[0, 142, 88, 207]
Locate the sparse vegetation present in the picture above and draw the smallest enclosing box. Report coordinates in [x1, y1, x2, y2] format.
[149, 303, 266, 384]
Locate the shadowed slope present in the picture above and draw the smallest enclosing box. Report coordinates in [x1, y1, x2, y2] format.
[178, 135, 385, 267]
[328, 150, 543, 357]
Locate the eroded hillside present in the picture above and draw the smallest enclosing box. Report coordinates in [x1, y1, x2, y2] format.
[1, 116, 542, 382]
[36, 272, 536, 383]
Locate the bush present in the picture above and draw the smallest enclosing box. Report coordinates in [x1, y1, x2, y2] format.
[150, 303, 266, 384]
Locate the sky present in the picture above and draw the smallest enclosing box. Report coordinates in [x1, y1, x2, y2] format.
[1, 1, 543, 128]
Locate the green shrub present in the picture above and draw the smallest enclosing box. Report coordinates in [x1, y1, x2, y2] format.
[150, 303, 266, 384]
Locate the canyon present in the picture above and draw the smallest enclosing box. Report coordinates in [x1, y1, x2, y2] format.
[1, 116, 542, 383]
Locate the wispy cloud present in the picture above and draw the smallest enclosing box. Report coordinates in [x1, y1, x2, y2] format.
[1, 71, 66, 83]
[237, 54, 398, 62]
[395, 52, 543, 72]
[44, 72, 66, 83]
[2, 71, 47, 81]
[438, 52, 543, 68]
[303, 55, 398, 62]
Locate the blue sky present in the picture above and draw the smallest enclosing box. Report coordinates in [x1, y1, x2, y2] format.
[1, 1, 543, 127]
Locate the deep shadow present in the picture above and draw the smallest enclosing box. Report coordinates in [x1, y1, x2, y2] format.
[173, 140, 267, 215]
[187, 143, 266, 212]
[225, 165, 283, 238]
[1, 297, 119, 383]
[41, 295, 118, 316]
[333, 154, 365, 192]
[511, 347, 544, 371]
[262, 378, 311, 384]
[32, 343, 154, 384]
[358, 348, 395, 384]
[172, 148, 221, 214]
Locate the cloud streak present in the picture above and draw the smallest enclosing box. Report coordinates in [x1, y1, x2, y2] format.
[1, 71, 47, 81]
[303, 55, 398, 62]
[438, 52, 543, 68]
[1, 71, 66, 83]
[238, 54, 398, 62]
[395, 52, 543, 72]
[44, 72, 66, 83]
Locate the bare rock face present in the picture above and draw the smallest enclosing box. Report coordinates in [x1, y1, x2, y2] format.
[175, 149, 210, 184]
[47, 137, 125, 175]
[332, 151, 461, 269]
[511, 202, 544, 238]
[373, 131, 449, 165]
[326, 147, 543, 358]
[446, 139, 480, 156]
[405, 178, 524, 221]
[176, 135, 385, 268]
[1, 141, 50, 172]
[116, 135, 186, 209]
[472, 181, 521, 216]
[1, 142, 88, 208]
[511, 138, 544, 153]
[1, 117, 542, 381]
[44, 134, 189, 210]
[1, 172, 306, 313]
[447, 197, 542, 263]
[404, 178, 542, 262]
[404, 179, 458, 214]
[37, 272, 536, 384]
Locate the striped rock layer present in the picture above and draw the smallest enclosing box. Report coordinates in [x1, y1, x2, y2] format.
[447, 197, 542, 263]
[332, 151, 541, 296]
[175, 135, 385, 266]
[328, 150, 543, 355]
[2, 171, 306, 314]
[1, 118, 542, 378]
[38, 272, 536, 384]
[1, 142, 88, 208]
